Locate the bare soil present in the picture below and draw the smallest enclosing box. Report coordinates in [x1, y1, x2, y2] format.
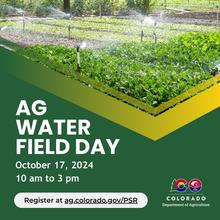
[153, 10, 220, 26]
[0, 29, 81, 48]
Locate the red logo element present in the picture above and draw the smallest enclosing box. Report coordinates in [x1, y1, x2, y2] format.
[189, 179, 202, 192]
[175, 179, 188, 192]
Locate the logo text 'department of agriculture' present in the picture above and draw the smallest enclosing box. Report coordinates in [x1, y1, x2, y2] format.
[162, 178, 210, 208]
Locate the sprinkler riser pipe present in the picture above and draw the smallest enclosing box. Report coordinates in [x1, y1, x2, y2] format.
[22, 12, 25, 33]
[68, 25, 71, 40]
[141, 30, 144, 42]
[77, 52, 80, 66]
[211, 64, 220, 76]
[216, 5, 219, 26]
[76, 46, 81, 75]
[140, 19, 144, 42]
[77, 63, 81, 75]
[23, 19, 25, 33]
[153, 32, 157, 44]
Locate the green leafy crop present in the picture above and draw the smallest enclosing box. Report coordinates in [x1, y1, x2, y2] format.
[19, 32, 220, 107]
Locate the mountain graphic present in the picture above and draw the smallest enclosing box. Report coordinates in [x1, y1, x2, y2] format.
[170, 179, 177, 192]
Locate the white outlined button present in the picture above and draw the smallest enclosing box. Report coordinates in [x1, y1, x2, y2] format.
[14, 192, 148, 208]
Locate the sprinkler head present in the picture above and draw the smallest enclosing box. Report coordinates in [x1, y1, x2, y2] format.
[76, 45, 80, 52]
[22, 18, 25, 33]
[141, 30, 144, 42]
[76, 45, 81, 75]
[211, 64, 220, 76]
[68, 25, 71, 40]
[153, 32, 157, 44]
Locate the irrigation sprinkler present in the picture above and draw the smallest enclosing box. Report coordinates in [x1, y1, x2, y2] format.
[216, 5, 219, 26]
[76, 45, 81, 75]
[22, 12, 25, 33]
[153, 21, 158, 44]
[141, 30, 144, 42]
[211, 64, 220, 76]
[153, 32, 157, 44]
[140, 19, 144, 42]
[68, 25, 71, 40]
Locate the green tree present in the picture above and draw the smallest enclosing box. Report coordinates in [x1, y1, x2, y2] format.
[0, 0, 24, 7]
[127, 0, 136, 8]
[126, 0, 156, 14]
[110, 0, 126, 15]
[72, 0, 85, 16]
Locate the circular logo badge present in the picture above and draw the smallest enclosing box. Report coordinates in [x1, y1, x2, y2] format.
[175, 179, 188, 192]
[189, 179, 202, 193]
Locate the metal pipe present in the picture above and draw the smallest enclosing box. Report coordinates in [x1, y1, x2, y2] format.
[211, 64, 220, 76]
[76, 45, 81, 75]
[141, 30, 144, 42]
[153, 32, 157, 44]
[140, 20, 144, 42]
[153, 21, 157, 43]
[68, 25, 71, 40]
[22, 13, 25, 33]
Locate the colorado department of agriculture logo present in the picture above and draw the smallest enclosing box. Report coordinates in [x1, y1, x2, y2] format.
[162, 178, 210, 208]
[170, 178, 202, 193]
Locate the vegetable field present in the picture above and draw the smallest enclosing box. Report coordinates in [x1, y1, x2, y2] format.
[20, 32, 220, 109]
[0, 2, 220, 114]
[1, 16, 219, 46]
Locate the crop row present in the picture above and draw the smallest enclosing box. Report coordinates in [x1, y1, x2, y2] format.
[19, 32, 220, 107]
[3, 17, 218, 44]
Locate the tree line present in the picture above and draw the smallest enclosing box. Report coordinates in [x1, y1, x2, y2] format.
[0, 0, 157, 16]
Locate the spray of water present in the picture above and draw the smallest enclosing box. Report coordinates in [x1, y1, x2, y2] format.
[0, 5, 24, 16]
[80, 41, 87, 49]
[143, 16, 155, 26]
[1, 26, 9, 31]
[46, 6, 70, 19]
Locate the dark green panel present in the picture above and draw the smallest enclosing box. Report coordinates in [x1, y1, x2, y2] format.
[0, 47, 219, 220]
